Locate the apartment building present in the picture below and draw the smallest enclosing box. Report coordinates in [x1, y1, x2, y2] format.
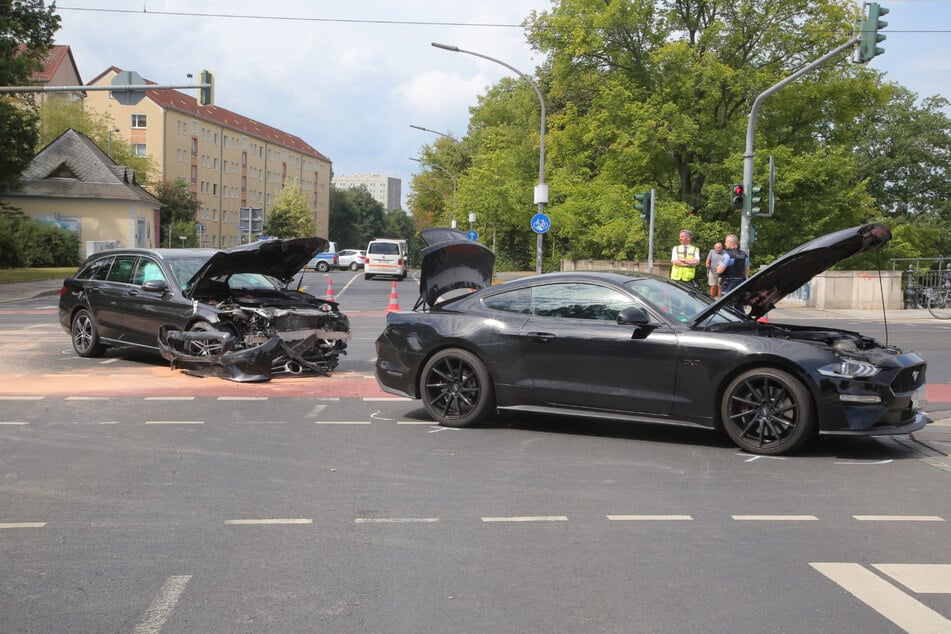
[332, 173, 402, 212]
[83, 66, 332, 248]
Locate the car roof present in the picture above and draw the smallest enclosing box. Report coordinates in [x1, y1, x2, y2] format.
[85, 247, 219, 262]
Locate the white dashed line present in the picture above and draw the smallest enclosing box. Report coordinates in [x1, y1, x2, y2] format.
[811, 563, 951, 633]
[144, 396, 196, 401]
[133, 575, 192, 634]
[732, 515, 819, 521]
[0, 396, 44, 400]
[607, 515, 693, 521]
[853, 515, 945, 522]
[144, 421, 204, 425]
[481, 516, 569, 523]
[0, 522, 46, 528]
[225, 518, 313, 525]
[354, 518, 440, 524]
[0, 422, 29, 426]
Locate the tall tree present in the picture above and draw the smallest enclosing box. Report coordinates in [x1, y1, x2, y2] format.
[328, 185, 387, 247]
[0, 0, 61, 192]
[153, 178, 199, 247]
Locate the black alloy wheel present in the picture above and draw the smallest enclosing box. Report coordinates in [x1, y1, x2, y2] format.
[420, 348, 495, 427]
[720, 367, 816, 455]
[71, 308, 106, 358]
[185, 321, 228, 357]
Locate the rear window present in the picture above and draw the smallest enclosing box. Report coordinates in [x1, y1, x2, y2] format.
[369, 242, 400, 255]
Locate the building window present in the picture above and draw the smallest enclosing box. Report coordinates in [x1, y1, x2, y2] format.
[133, 143, 147, 157]
[131, 114, 147, 128]
[191, 166, 197, 185]
[191, 137, 198, 157]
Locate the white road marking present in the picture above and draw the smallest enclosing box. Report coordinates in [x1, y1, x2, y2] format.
[315, 421, 371, 425]
[811, 563, 951, 633]
[144, 421, 204, 425]
[370, 411, 392, 421]
[217, 396, 268, 401]
[314, 397, 340, 401]
[732, 515, 819, 521]
[144, 396, 195, 401]
[0, 396, 44, 400]
[0, 422, 29, 426]
[481, 516, 569, 523]
[853, 515, 945, 522]
[737, 453, 787, 462]
[873, 564, 951, 593]
[100, 358, 120, 364]
[225, 518, 313, 525]
[607, 515, 693, 521]
[354, 518, 440, 524]
[133, 575, 192, 634]
[834, 459, 894, 465]
[0, 522, 45, 528]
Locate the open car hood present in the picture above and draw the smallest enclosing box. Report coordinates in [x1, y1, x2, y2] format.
[184, 237, 327, 298]
[417, 227, 495, 309]
[691, 222, 891, 323]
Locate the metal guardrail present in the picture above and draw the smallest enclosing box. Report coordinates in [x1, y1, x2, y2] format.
[897, 258, 951, 309]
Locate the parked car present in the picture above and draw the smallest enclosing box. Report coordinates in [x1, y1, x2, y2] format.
[336, 249, 366, 270]
[308, 241, 338, 272]
[365, 238, 408, 280]
[59, 238, 350, 382]
[375, 224, 930, 455]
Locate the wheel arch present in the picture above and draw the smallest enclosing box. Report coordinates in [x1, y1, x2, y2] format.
[712, 354, 820, 430]
[412, 339, 496, 398]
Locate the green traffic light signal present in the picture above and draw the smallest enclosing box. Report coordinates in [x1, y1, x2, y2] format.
[634, 191, 651, 219]
[858, 2, 888, 63]
[199, 69, 215, 106]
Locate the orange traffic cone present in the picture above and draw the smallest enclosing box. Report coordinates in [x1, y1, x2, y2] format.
[386, 280, 400, 312]
[326, 277, 334, 300]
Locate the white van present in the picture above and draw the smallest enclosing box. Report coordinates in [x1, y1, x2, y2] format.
[364, 238, 408, 280]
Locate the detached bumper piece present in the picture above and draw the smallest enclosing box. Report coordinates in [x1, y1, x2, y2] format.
[159, 328, 349, 382]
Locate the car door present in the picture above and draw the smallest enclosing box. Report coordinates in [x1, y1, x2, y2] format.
[517, 281, 680, 416]
[92, 254, 139, 342]
[120, 257, 191, 348]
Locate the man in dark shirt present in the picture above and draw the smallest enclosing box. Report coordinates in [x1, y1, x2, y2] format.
[716, 233, 749, 294]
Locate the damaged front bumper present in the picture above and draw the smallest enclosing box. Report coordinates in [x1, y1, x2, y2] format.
[159, 328, 350, 382]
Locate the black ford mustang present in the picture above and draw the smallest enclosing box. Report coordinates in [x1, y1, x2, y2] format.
[59, 237, 350, 382]
[375, 224, 930, 455]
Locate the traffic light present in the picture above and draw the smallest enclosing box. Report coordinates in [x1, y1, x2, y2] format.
[634, 191, 651, 219]
[199, 69, 214, 106]
[750, 186, 762, 215]
[858, 2, 888, 63]
[731, 184, 744, 210]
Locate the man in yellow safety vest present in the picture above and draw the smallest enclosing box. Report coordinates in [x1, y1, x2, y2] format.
[670, 229, 700, 286]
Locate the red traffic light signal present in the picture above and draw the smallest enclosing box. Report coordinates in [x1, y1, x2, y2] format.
[732, 184, 744, 210]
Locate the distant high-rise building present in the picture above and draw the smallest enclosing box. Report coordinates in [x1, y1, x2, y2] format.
[333, 174, 402, 212]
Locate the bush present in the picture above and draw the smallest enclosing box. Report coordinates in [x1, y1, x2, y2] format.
[0, 217, 81, 268]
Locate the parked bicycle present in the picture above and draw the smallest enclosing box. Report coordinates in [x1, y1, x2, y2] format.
[928, 274, 951, 319]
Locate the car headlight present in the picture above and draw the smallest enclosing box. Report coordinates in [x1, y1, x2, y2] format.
[818, 359, 880, 379]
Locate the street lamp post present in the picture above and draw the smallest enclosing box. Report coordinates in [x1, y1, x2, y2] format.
[432, 42, 547, 274]
[409, 124, 473, 159]
[107, 127, 119, 159]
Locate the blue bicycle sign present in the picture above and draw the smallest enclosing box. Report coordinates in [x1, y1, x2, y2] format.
[531, 213, 551, 234]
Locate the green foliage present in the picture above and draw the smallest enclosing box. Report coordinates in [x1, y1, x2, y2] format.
[0, 0, 60, 192]
[165, 220, 200, 248]
[329, 185, 387, 247]
[0, 208, 80, 268]
[263, 182, 315, 238]
[37, 100, 155, 182]
[151, 178, 199, 246]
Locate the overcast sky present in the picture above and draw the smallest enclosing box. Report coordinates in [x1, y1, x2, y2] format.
[54, 1, 950, 206]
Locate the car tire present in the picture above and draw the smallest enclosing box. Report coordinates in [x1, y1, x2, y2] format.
[316, 261, 330, 273]
[420, 348, 495, 428]
[349, 262, 359, 271]
[71, 308, 106, 358]
[720, 367, 816, 455]
[185, 321, 228, 357]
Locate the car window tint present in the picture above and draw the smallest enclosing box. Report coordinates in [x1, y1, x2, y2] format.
[624, 278, 728, 323]
[80, 256, 114, 280]
[482, 288, 532, 314]
[168, 256, 212, 290]
[132, 258, 165, 286]
[106, 255, 137, 283]
[531, 283, 635, 320]
[370, 243, 399, 255]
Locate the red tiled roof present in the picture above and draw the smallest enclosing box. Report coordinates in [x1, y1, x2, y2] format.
[31, 45, 80, 83]
[88, 67, 330, 163]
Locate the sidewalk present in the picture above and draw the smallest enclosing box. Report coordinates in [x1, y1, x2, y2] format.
[0, 279, 63, 303]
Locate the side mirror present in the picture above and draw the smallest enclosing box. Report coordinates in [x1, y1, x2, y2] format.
[617, 306, 651, 326]
[141, 279, 169, 294]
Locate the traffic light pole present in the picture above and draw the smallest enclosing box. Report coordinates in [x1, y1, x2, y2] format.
[740, 37, 859, 253]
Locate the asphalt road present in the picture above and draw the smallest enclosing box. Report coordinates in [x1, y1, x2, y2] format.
[1, 271, 950, 632]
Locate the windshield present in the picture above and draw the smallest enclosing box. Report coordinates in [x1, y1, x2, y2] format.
[167, 257, 213, 290]
[623, 278, 745, 325]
